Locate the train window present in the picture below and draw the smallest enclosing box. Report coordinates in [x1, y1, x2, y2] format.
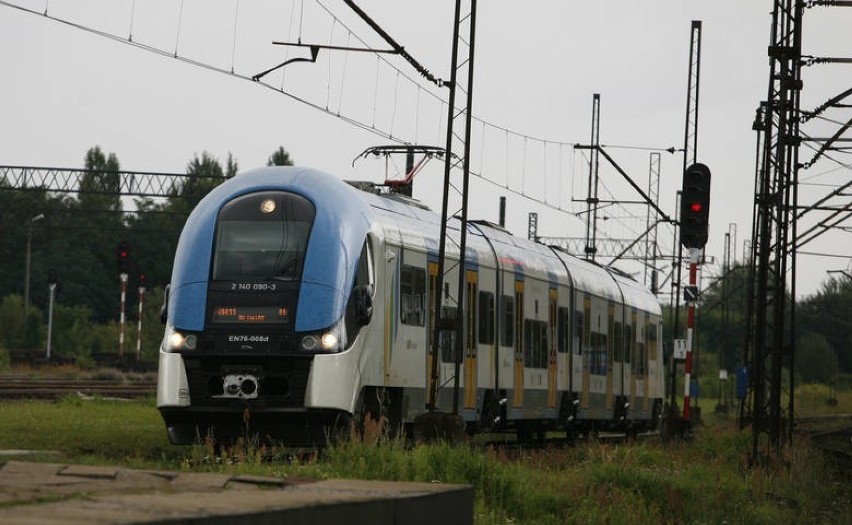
[575, 311, 584, 354]
[557, 307, 570, 353]
[647, 321, 658, 360]
[478, 292, 495, 344]
[613, 321, 623, 362]
[501, 295, 514, 346]
[637, 342, 646, 377]
[523, 319, 548, 368]
[624, 324, 633, 364]
[400, 265, 426, 326]
[212, 192, 315, 281]
[440, 306, 458, 362]
[588, 333, 602, 374]
[355, 239, 374, 289]
[466, 275, 478, 352]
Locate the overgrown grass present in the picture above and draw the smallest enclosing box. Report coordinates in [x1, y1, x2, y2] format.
[0, 397, 848, 524]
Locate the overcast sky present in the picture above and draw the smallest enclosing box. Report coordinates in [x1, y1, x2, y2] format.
[1, 0, 850, 298]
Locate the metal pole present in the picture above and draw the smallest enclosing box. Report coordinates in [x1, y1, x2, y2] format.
[46, 283, 56, 360]
[23, 213, 44, 328]
[451, 0, 477, 416]
[24, 225, 32, 326]
[135, 284, 145, 362]
[682, 248, 699, 431]
[119, 273, 128, 357]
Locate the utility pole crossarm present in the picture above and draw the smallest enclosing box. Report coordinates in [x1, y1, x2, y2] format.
[574, 145, 674, 223]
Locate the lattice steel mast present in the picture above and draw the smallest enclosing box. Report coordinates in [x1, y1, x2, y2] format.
[743, 0, 803, 460]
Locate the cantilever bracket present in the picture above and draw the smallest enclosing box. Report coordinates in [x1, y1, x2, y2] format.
[252, 45, 320, 81]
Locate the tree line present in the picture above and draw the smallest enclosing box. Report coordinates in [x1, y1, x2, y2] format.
[0, 144, 848, 389]
[665, 264, 851, 393]
[0, 146, 293, 365]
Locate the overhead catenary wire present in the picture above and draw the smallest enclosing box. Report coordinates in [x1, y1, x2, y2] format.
[3, 0, 622, 245]
[174, 0, 185, 57]
[230, 0, 241, 73]
[128, 0, 136, 42]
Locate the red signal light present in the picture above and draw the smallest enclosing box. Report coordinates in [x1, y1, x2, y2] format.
[690, 202, 702, 213]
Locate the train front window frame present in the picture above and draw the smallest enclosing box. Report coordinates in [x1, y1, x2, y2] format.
[211, 192, 315, 282]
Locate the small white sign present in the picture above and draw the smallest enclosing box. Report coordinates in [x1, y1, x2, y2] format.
[719, 369, 728, 380]
[673, 339, 687, 360]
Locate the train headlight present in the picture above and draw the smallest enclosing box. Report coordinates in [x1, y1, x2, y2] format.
[320, 332, 338, 350]
[299, 321, 345, 353]
[162, 324, 198, 352]
[301, 335, 318, 351]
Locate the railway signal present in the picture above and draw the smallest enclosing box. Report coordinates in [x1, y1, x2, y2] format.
[117, 241, 130, 274]
[679, 163, 712, 249]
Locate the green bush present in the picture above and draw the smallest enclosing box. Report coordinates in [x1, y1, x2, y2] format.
[0, 343, 10, 369]
[0, 294, 46, 349]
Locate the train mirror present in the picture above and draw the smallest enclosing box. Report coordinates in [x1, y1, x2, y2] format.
[160, 284, 170, 324]
[353, 284, 373, 326]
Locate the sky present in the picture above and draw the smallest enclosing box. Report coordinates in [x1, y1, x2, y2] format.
[1, 0, 850, 299]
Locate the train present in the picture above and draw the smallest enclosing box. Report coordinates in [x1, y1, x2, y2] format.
[157, 166, 665, 445]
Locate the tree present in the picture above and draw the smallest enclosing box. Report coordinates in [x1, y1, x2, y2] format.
[172, 151, 229, 211]
[66, 146, 126, 322]
[796, 333, 839, 383]
[797, 276, 852, 374]
[79, 146, 122, 212]
[267, 146, 294, 167]
[226, 152, 239, 178]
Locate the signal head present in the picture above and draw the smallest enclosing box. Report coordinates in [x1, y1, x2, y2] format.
[679, 163, 712, 249]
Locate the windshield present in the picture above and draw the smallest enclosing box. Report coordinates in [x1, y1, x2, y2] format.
[211, 192, 314, 281]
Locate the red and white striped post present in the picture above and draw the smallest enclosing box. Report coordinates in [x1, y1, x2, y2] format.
[119, 272, 128, 357]
[682, 248, 700, 425]
[135, 282, 145, 362]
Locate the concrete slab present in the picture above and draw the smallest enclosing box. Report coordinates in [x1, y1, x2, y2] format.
[0, 460, 473, 525]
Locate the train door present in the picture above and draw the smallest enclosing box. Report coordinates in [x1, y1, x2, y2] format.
[646, 316, 664, 405]
[587, 297, 609, 419]
[547, 288, 558, 408]
[498, 278, 515, 405]
[437, 266, 461, 412]
[612, 303, 625, 409]
[464, 270, 478, 410]
[426, 261, 439, 405]
[644, 315, 656, 412]
[385, 251, 428, 391]
[578, 294, 591, 411]
[634, 310, 647, 415]
[556, 292, 572, 395]
[477, 283, 497, 394]
[624, 308, 638, 414]
[606, 303, 615, 411]
[513, 279, 525, 408]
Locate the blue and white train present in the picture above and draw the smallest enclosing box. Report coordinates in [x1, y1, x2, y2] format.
[157, 166, 664, 445]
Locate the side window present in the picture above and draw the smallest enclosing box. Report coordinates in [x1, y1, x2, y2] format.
[478, 291, 495, 344]
[501, 295, 514, 346]
[624, 324, 633, 364]
[575, 310, 584, 354]
[400, 265, 426, 326]
[614, 321, 623, 362]
[523, 319, 548, 368]
[440, 306, 458, 362]
[558, 307, 570, 353]
[345, 239, 375, 347]
[355, 239, 374, 289]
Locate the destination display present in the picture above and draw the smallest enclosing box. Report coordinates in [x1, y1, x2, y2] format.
[211, 305, 289, 324]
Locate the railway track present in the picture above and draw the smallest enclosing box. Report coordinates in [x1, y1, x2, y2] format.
[0, 373, 156, 400]
[808, 424, 852, 479]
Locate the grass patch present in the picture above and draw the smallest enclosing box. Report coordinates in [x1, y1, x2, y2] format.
[0, 398, 849, 523]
